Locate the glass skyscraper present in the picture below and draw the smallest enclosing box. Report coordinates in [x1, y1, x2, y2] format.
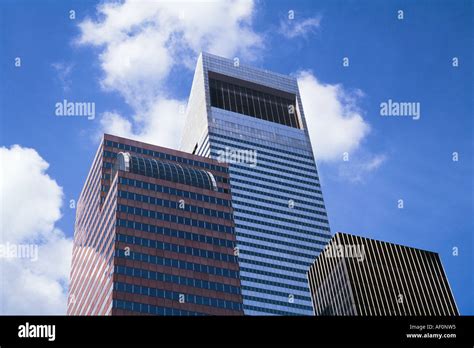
[181, 53, 332, 315]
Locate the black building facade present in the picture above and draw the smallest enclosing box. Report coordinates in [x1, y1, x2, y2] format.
[307, 232, 458, 316]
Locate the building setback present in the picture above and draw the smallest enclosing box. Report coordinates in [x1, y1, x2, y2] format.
[307, 232, 459, 316]
[180, 52, 331, 315]
[67, 134, 243, 315]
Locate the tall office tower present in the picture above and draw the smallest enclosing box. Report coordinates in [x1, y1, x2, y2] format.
[307, 232, 459, 316]
[181, 53, 331, 315]
[67, 134, 243, 316]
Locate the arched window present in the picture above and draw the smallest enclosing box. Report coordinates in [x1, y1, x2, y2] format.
[116, 152, 217, 191]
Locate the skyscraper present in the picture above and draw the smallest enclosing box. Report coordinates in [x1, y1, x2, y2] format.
[307, 232, 459, 316]
[67, 134, 243, 315]
[181, 53, 331, 315]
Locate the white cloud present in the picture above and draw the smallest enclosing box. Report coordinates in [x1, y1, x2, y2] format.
[99, 111, 133, 139]
[364, 154, 386, 172]
[99, 97, 185, 148]
[52, 62, 74, 92]
[79, 1, 385, 176]
[297, 70, 386, 181]
[0, 145, 72, 314]
[336, 153, 387, 183]
[0, 146, 62, 243]
[78, 0, 262, 149]
[279, 16, 321, 39]
[297, 70, 371, 162]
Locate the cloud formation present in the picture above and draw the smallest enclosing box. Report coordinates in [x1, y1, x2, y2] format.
[78, 0, 262, 148]
[51, 62, 74, 92]
[297, 70, 371, 162]
[297, 70, 386, 181]
[99, 97, 185, 147]
[279, 15, 321, 39]
[79, 1, 383, 176]
[337, 152, 387, 183]
[0, 145, 72, 314]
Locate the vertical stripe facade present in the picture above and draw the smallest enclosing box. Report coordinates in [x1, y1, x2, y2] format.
[307, 233, 459, 316]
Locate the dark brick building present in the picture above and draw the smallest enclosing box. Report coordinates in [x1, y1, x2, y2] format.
[67, 134, 243, 315]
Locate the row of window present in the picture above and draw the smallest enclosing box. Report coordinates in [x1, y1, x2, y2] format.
[211, 137, 317, 172]
[236, 198, 327, 222]
[226, 164, 322, 196]
[105, 160, 229, 194]
[230, 177, 325, 204]
[106, 160, 228, 194]
[128, 155, 217, 191]
[117, 204, 234, 234]
[239, 252, 312, 281]
[238, 230, 327, 254]
[116, 233, 238, 264]
[210, 125, 310, 158]
[236, 212, 330, 234]
[210, 130, 312, 160]
[113, 299, 204, 316]
[233, 192, 326, 214]
[115, 249, 239, 279]
[228, 169, 323, 197]
[115, 265, 241, 295]
[237, 206, 329, 228]
[243, 304, 309, 316]
[116, 219, 235, 249]
[240, 266, 308, 284]
[118, 177, 231, 207]
[243, 284, 312, 302]
[114, 281, 243, 311]
[211, 142, 321, 183]
[240, 276, 309, 293]
[242, 294, 313, 311]
[209, 132, 314, 162]
[237, 239, 318, 261]
[118, 190, 232, 220]
[240, 248, 313, 268]
[104, 140, 228, 173]
[237, 220, 330, 245]
[209, 78, 300, 128]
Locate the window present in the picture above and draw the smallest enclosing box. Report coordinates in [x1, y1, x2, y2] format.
[126, 155, 218, 191]
[209, 77, 299, 128]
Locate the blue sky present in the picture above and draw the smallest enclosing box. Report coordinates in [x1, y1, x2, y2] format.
[0, 0, 472, 314]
